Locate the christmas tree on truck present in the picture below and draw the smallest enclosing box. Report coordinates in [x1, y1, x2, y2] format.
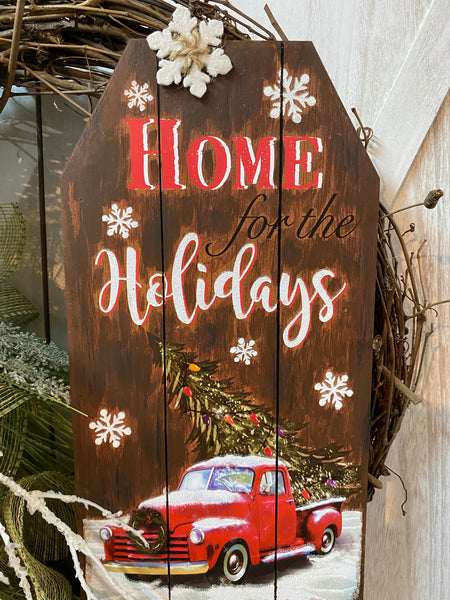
[150, 335, 358, 505]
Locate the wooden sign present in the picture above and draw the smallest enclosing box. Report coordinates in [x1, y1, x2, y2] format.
[62, 33, 379, 600]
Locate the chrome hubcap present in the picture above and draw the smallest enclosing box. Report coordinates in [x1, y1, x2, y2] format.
[228, 552, 243, 574]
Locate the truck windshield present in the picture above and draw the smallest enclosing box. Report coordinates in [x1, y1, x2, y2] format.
[179, 467, 254, 494]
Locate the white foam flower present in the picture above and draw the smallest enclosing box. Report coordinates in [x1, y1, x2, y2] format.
[147, 5, 232, 98]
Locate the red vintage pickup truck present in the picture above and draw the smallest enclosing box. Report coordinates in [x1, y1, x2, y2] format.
[100, 455, 344, 584]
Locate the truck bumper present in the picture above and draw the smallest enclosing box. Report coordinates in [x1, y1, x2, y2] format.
[102, 560, 209, 575]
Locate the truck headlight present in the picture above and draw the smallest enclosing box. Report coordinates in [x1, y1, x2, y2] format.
[189, 528, 205, 545]
[99, 527, 113, 542]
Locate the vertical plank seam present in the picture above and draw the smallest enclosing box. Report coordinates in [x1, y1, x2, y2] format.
[156, 81, 172, 598]
[274, 41, 285, 600]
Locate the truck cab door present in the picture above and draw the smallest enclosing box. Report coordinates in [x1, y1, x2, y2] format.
[255, 470, 297, 551]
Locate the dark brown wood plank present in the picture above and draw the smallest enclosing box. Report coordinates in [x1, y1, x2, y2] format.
[156, 40, 282, 596]
[277, 42, 379, 598]
[61, 40, 169, 597]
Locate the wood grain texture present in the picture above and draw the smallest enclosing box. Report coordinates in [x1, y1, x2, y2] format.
[61, 42, 169, 511]
[204, 2, 450, 598]
[368, 0, 449, 205]
[365, 94, 449, 600]
[159, 40, 282, 597]
[232, 0, 433, 124]
[61, 39, 379, 597]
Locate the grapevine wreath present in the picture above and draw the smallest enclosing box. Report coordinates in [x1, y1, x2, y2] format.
[0, 0, 443, 499]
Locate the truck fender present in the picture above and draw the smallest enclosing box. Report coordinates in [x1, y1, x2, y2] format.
[189, 518, 260, 568]
[305, 508, 342, 551]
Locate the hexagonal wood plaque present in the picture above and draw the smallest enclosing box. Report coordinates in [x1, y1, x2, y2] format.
[62, 40, 379, 599]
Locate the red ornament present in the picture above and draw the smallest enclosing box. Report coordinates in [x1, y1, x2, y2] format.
[264, 447, 273, 457]
[183, 386, 193, 397]
[249, 413, 259, 425]
[301, 489, 311, 500]
[224, 414, 234, 425]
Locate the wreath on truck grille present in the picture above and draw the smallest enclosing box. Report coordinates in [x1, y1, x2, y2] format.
[0, 0, 445, 500]
[129, 508, 167, 554]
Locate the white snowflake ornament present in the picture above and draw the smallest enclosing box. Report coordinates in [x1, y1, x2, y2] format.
[147, 6, 232, 98]
[314, 371, 354, 411]
[230, 338, 258, 365]
[124, 81, 153, 111]
[264, 68, 316, 124]
[102, 203, 139, 239]
[89, 409, 132, 448]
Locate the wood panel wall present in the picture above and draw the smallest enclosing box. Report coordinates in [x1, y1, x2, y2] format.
[0, 1, 448, 598]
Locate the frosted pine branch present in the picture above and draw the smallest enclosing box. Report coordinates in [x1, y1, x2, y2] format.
[0, 522, 33, 600]
[37, 490, 149, 548]
[0, 322, 70, 404]
[0, 472, 145, 600]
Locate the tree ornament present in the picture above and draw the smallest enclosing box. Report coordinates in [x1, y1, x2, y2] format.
[147, 6, 232, 99]
[183, 386, 193, 397]
[202, 415, 210, 426]
[274, 427, 285, 436]
[327, 478, 338, 487]
[224, 414, 234, 425]
[249, 413, 259, 425]
[301, 489, 311, 500]
[264, 447, 273, 458]
[188, 363, 201, 372]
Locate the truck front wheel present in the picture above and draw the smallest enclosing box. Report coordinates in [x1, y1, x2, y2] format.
[318, 526, 336, 555]
[207, 542, 249, 584]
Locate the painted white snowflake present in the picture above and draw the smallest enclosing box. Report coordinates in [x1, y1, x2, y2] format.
[147, 6, 232, 98]
[89, 409, 132, 448]
[102, 203, 138, 239]
[123, 80, 153, 111]
[264, 68, 316, 124]
[230, 338, 258, 365]
[314, 371, 354, 411]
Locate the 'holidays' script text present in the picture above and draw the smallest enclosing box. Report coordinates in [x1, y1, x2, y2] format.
[95, 233, 347, 349]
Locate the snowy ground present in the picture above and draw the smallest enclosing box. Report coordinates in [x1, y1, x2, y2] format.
[84, 511, 362, 600]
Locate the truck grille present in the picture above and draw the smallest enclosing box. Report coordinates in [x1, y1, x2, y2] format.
[112, 532, 190, 562]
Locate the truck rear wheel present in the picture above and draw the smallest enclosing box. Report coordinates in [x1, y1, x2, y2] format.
[207, 542, 249, 584]
[318, 526, 336, 554]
